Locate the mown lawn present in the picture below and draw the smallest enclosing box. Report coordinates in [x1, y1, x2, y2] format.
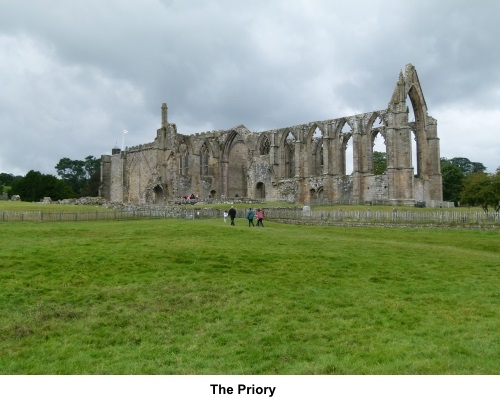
[0, 218, 498, 374]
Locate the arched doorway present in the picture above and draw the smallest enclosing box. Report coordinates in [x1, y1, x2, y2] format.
[154, 185, 165, 203]
[256, 182, 265, 199]
[227, 140, 248, 198]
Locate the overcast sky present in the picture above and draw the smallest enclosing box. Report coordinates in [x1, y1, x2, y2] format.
[1, 0, 499, 177]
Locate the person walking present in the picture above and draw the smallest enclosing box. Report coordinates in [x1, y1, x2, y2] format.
[228, 206, 237, 226]
[246, 208, 255, 227]
[223, 210, 228, 223]
[256, 208, 264, 227]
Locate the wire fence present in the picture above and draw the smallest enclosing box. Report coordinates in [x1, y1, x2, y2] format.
[1, 207, 499, 226]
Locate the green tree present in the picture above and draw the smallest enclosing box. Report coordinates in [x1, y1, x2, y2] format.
[460, 172, 500, 212]
[373, 151, 387, 175]
[55, 156, 100, 197]
[448, 157, 486, 176]
[440, 160, 465, 205]
[0, 173, 22, 197]
[0, 173, 17, 187]
[12, 170, 76, 202]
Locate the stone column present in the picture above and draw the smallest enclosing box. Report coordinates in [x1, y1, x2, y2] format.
[425, 116, 443, 201]
[351, 118, 363, 203]
[161, 103, 168, 128]
[385, 106, 414, 204]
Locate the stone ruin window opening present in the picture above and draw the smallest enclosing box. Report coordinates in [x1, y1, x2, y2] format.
[341, 122, 353, 175]
[371, 117, 386, 175]
[284, 131, 295, 178]
[179, 141, 189, 176]
[312, 126, 323, 176]
[199, 143, 209, 176]
[406, 94, 418, 176]
[259, 135, 270, 155]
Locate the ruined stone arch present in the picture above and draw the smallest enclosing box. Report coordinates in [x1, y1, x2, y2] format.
[407, 84, 428, 178]
[279, 129, 297, 178]
[384, 63, 442, 202]
[366, 112, 387, 174]
[334, 119, 353, 175]
[389, 64, 430, 178]
[177, 137, 193, 176]
[304, 123, 324, 177]
[199, 141, 210, 176]
[221, 128, 249, 198]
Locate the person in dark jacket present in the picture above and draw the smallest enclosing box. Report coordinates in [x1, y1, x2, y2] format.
[228, 206, 237, 226]
[246, 208, 255, 227]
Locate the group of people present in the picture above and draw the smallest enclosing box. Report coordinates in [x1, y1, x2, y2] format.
[223, 206, 264, 227]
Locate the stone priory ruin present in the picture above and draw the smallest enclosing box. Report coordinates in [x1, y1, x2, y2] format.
[100, 64, 443, 206]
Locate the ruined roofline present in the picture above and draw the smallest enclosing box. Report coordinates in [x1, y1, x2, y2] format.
[170, 109, 391, 139]
[159, 65, 428, 137]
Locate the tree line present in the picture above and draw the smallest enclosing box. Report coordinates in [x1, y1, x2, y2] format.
[0, 156, 100, 202]
[441, 157, 499, 212]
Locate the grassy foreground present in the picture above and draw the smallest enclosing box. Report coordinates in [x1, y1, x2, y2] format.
[0, 218, 498, 374]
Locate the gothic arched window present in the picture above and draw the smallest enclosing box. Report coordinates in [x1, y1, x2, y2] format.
[284, 132, 295, 178]
[199, 143, 209, 176]
[179, 141, 189, 175]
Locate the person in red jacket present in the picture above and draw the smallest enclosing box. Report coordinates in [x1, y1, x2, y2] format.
[256, 208, 264, 227]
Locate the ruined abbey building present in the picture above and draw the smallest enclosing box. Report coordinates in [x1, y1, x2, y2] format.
[100, 64, 443, 206]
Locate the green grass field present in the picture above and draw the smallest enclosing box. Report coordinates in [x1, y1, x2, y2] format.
[0, 217, 498, 374]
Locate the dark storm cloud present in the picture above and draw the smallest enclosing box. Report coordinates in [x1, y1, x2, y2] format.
[1, 0, 498, 176]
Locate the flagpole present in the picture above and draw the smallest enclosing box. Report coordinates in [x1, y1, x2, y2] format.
[122, 129, 128, 151]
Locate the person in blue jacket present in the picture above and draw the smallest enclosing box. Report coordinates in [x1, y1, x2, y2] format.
[246, 208, 255, 227]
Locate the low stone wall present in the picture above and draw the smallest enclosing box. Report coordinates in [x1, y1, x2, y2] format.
[270, 218, 499, 230]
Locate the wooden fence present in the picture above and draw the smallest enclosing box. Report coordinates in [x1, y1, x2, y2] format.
[0, 207, 499, 226]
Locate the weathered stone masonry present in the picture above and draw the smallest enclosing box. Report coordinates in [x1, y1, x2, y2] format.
[100, 64, 443, 206]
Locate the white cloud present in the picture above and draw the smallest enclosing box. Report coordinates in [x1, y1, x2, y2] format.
[436, 106, 500, 172]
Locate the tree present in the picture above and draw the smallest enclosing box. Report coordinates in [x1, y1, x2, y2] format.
[460, 172, 500, 212]
[55, 156, 100, 197]
[11, 170, 76, 202]
[440, 161, 465, 205]
[373, 151, 387, 175]
[0, 173, 17, 187]
[440, 157, 489, 205]
[448, 157, 486, 176]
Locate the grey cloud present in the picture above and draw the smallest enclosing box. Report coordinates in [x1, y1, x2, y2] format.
[0, 0, 499, 175]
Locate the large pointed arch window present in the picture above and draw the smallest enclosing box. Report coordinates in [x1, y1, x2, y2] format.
[199, 143, 209, 176]
[312, 127, 323, 176]
[284, 132, 295, 178]
[371, 116, 387, 175]
[341, 122, 353, 175]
